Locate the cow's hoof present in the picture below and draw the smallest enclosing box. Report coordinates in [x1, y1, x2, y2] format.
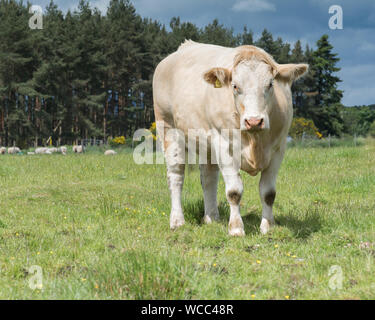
[203, 212, 220, 224]
[260, 218, 274, 235]
[170, 215, 185, 230]
[229, 228, 245, 237]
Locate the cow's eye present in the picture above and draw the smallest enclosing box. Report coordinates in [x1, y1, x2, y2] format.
[232, 83, 241, 94]
[268, 79, 274, 89]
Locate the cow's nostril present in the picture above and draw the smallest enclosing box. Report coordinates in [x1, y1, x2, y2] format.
[245, 117, 264, 131]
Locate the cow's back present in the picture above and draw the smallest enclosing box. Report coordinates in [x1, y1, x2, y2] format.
[153, 41, 237, 132]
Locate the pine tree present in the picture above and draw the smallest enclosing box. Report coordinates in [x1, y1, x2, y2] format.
[72, 0, 107, 142]
[30, 0, 67, 146]
[200, 19, 239, 47]
[0, 0, 37, 146]
[291, 40, 304, 63]
[290, 41, 308, 117]
[105, 0, 144, 138]
[313, 34, 343, 106]
[137, 18, 171, 128]
[239, 26, 253, 45]
[255, 29, 278, 58]
[310, 35, 344, 136]
[274, 37, 290, 63]
[168, 17, 200, 51]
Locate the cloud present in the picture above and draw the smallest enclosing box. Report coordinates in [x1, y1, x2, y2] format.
[341, 85, 375, 106]
[358, 41, 375, 53]
[339, 64, 375, 106]
[232, 0, 276, 13]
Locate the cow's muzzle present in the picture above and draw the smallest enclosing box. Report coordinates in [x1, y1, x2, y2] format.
[244, 117, 265, 132]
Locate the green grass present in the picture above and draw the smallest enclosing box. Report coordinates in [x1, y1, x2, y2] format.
[1, 140, 375, 300]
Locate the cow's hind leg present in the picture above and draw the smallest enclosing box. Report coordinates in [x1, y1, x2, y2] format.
[164, 129, 186, 230]
[200, 164, 220, 224]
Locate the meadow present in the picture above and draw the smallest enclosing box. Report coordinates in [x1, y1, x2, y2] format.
[0, 139, 375, 300]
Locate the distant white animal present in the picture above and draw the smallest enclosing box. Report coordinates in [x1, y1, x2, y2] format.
[49, 147, 58, 153]
[57, 146, 67, 154]
[104, 150, 117, 156]
[0, 147, 6, 154]
[73, 145, 84, 153]
[8, 147, 20, 154]
[45, 150, 52, 155]
[35, 147, 48, 154]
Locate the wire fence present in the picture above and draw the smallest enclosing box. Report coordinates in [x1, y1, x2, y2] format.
[288, 133, 363, 148]
[80, 139, 105, 147]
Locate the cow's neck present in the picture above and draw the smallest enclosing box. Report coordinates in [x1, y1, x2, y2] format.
[242, 131, 270, 175]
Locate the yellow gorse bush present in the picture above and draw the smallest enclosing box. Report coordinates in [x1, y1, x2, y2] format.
[150, 122, 156, 132]
[289, 117, 323, 139]
[149, 122, 158, 141]
[111, 136, 126, 145]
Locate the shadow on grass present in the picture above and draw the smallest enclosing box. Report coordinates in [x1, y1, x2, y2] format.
[276, 209, 322, 239]
[184, 199, 322, 239]
[183, 199, 230, 225]
[242, 211, 262, 235]
[183, 199, 260, 234]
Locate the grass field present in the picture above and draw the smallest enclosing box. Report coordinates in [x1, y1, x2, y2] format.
[1, 139, 375, 300]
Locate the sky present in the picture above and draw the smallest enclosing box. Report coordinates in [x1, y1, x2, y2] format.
[34, 0, 375, 106]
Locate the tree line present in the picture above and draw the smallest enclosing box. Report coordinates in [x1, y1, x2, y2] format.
[0, 0, 373, 148]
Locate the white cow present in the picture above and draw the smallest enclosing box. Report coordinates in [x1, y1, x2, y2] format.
[153, 41, 308, 236]
[57, 146, 67, 154]
[73, 145, 84, 153]
[8, 147, 21, 154]
[35, 147, 48, 154]
[104, 150, 117, 156]
[0, 147, 6, 154]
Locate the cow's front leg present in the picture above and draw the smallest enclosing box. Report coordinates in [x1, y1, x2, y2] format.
[200, 164, 220, 224]
[259, 148, 285, 234]
[221, 168, 245, 237]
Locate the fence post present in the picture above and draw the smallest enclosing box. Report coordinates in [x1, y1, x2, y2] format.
[328, 134, 331, 148]
[354, 134, 357, 147]
[302, 132, 305, 147]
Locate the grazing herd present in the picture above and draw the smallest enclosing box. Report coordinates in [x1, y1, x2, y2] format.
[0, 146, 118, 156]
[34, 147, 67, 155]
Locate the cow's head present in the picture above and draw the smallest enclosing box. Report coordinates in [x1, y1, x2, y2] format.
[204, 47, 308, 132]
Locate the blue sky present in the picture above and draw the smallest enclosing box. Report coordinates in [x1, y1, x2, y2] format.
[35, 0, 375, 106]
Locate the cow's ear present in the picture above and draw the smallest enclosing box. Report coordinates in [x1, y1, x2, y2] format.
[275, 64, 309, 83]
[203, 67, 232, 88]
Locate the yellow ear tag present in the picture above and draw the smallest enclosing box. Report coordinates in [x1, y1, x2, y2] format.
[214, 79, 222, 88]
